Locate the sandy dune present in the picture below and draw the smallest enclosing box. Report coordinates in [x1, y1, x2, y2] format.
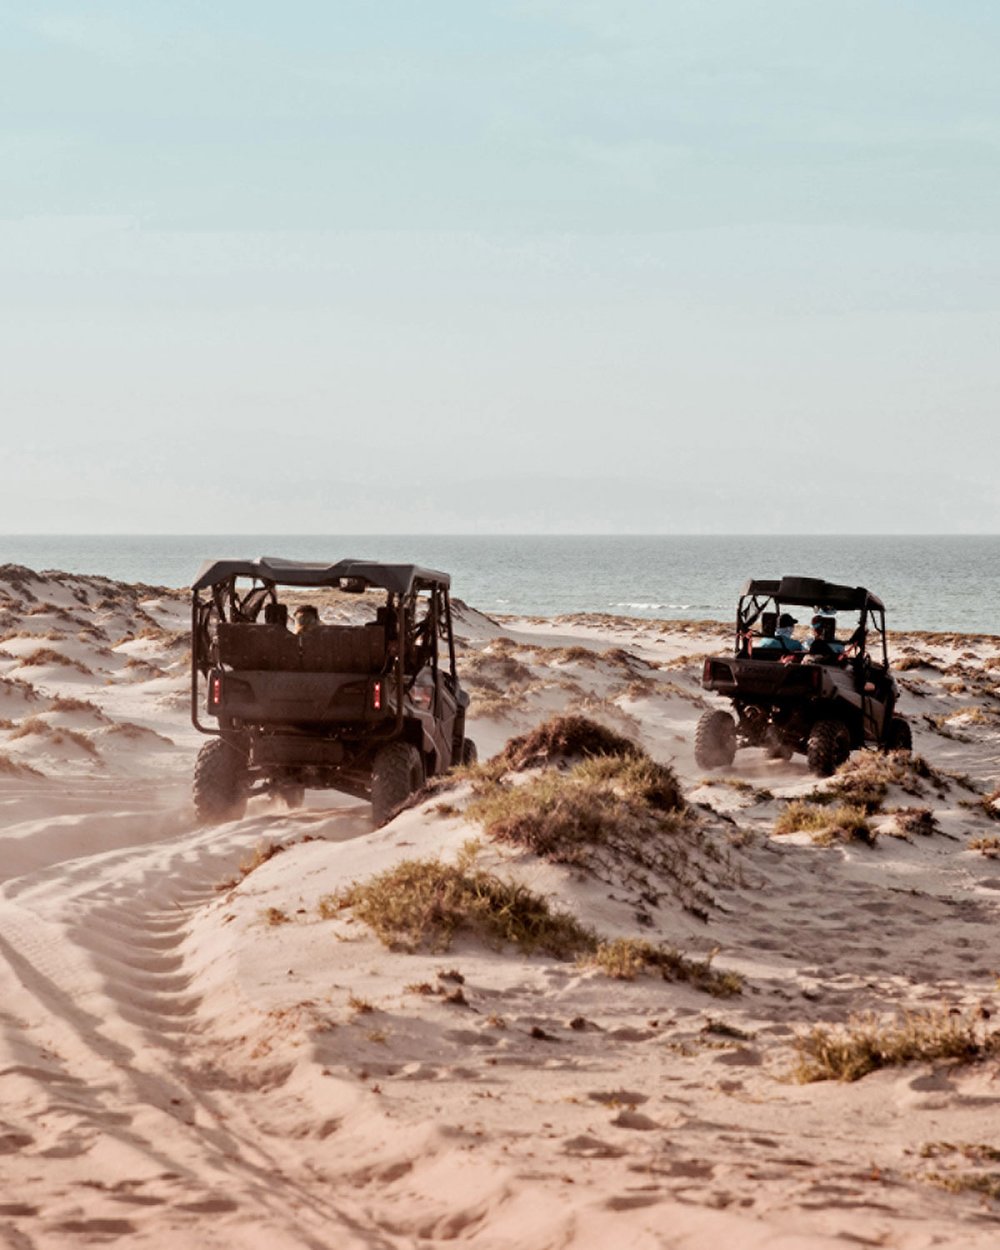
[0, 564, 999, 1247]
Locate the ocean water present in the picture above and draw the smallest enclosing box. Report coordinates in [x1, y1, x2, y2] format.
[0, 534, 997, 635]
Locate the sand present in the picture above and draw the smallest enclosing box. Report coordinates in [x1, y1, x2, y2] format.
[0, 564, 999, 1247]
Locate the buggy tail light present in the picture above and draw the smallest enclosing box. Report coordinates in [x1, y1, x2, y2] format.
[372, 680, 382, 711]
[209, 674, 223, 708]
[702, 659, 712, 683]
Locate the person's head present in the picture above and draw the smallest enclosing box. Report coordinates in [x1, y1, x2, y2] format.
[294, 604, 320, 634]
[811, 613, 834, 641]
[776, 612, 797, 638]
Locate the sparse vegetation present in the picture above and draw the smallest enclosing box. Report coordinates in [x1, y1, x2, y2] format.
[325, 856, 740, 995]
[496, 714, 643, 772]
[793, 1009, 1000, 1082]
[968, 836, 1000, 858]
[323, 858, 596, 958]
[106, 721, 174, 745]
[468, 749, 682, 867]
[774, 800, 873, 845]
[0, 751, 44, 778]
[453, 717, 728, 917]
[216, 839, 300, 891]
[586, 937, 741, 997]
[892, 807, 938, 838]
[8, 717, 100, 758]
[829, 750, 942, 813]
[19, 648, 92, 675]
[48, 695, 108, 720]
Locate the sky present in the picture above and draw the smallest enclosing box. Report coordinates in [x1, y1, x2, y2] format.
[3, 1, 999, 533]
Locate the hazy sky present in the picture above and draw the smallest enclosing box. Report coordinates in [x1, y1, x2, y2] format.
[3, 1, 999, 533]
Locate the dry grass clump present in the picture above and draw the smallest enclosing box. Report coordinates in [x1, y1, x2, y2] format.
[968, 836, 1000, 858]
[466, 683, 526, 720]
[497, 714, 642, 772]
[468, 752, 683, 863]
[461, 649, 535, 688]
[0, 751, 45, 778]
[106, 721, 174, 745]
[599, 646, 650, 670]
[586, 937, 741, 997]
[326, 858, 740, 994]
[216, 839, 303, 891]
[794, 1009, 1000, 1083]
[19, 647, 92, 675]
[829, 750, 928, 812]
[7, 717, 100, 758]
[892, 806, 938, 837]
[926, 1171, 1000, 1202]
[0, 676, 39, 703]
[547, 645, 599, 666]
[123, 657, 169, 678]
[466, 734, 726, 918]
[774, 800, 873, 845]
[459, 648, 537, 719]
[323, 858, 597, 958]
[48, 695, 106, 717]
[920, 1142, 1000, 1203]
[894, 653, 937, 672]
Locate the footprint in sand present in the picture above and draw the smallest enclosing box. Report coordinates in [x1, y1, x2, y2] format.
[563, 1134, 626, 1158]
[57, 1219, 136, 1236]
[610, 1109, 660, 1130]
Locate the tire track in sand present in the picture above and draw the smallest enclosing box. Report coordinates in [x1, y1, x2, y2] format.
[0, 807, 391, 1248]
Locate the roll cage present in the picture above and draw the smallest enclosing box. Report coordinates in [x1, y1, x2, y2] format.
[190, 558, 459, 739]
[735, 575, 889, 668]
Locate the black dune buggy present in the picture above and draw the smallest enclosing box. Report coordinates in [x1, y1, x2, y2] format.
[190, 557, 475, 825]
[696, 575, 911, 777]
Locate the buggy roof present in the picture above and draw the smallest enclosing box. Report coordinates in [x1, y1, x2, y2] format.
[740, 576, 884, 613]
[192, 557, 450, 595]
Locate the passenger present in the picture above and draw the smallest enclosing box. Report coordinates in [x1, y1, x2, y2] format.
[775, 613, 804, 652]
[753, 612, 803, 655]
[293, 604, 320, 635]
[805, 614, 844, 663]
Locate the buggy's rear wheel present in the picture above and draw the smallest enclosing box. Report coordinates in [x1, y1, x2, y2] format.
[806, 719, 851, 777]
[886, 716, 912, 753]
[371, 741, 425, 827]
[193, 737, 249, 824]
[461, 737, 478, 766]
[694, 709, 737, 770]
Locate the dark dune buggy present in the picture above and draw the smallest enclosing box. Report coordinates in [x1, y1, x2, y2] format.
[190, 557, 475, 824]
[696, 575, 911, 777]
